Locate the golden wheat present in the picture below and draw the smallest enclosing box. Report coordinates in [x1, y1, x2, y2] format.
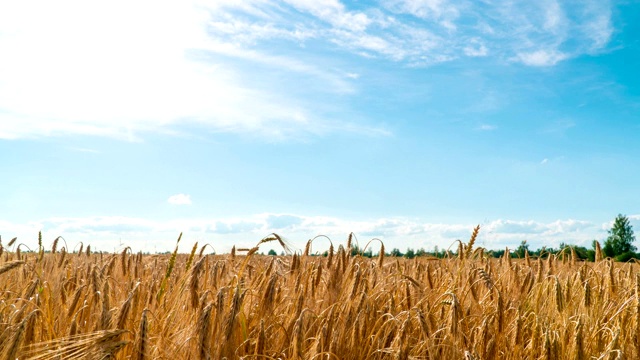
[0, 231, 639, 359]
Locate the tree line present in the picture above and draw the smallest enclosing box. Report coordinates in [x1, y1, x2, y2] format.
[269, 214, 637, 262]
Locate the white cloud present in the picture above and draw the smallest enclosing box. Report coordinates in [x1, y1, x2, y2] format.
[67, 147, 100, 154]
[0, 213, 614, 254]
[208, 220, 263, 234]
[479, 124, 496, 131]
[543, 0, 563, 31]
[541, 158, 549, 165]
[579, 1, 614, 52]
[382, 0, 460, 29]
[283, 0, 372, 32]
[0, 0, 385, 141]
[0, 0, 618, 141]
[265, 214, 305, 229]
[515, 49, 568, 67]
[167, 194, 192, 205]
[464, 38, 488, 57]
[601, 215, 640, 233]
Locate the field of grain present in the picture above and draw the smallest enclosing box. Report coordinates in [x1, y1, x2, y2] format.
[0, 232, 638, 359]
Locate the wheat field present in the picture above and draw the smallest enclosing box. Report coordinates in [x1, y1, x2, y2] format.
[0, 231, 638, 359]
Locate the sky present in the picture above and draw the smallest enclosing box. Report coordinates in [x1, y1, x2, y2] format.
[1, 0, 639, 254]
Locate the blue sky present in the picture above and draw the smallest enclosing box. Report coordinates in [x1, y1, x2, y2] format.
[1, 0, 639, 253]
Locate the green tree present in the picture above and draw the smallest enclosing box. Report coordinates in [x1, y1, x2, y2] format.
[433, 246, 442, 258]
[603, 214, 636, 258]
[390, 248, 403, 257]
[350, 245, 360, 256]
[268, 249, 277, 256]
[516, 240, 529, 258]
[405, 248, 415, 259]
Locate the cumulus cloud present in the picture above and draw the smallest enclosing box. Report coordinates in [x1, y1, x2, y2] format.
[41, 216, 157, 234]
[601, 215, 640, 233]
[207, 220, 263, 234]
[0, 213, 615, 254]
[265, 214, 305, 229]
[167, 194, 192, 205]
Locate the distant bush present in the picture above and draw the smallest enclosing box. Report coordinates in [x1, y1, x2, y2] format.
[614, 251, 637, 262]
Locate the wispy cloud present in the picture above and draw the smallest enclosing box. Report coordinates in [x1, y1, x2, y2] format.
[210, 0, 615, 70]
[478, 124, 497, 131]
[464, 38, 489, 57]
[167, 194, 192, 205]
[382, 0, 460, 30]
[515, 50, 568, 67]
[0, 1, 385, 142]
[0, 0, 616, 141]
[580, 1, 614, 52]
[67, 147, 100, 154]
[282, 0, 372, 32]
